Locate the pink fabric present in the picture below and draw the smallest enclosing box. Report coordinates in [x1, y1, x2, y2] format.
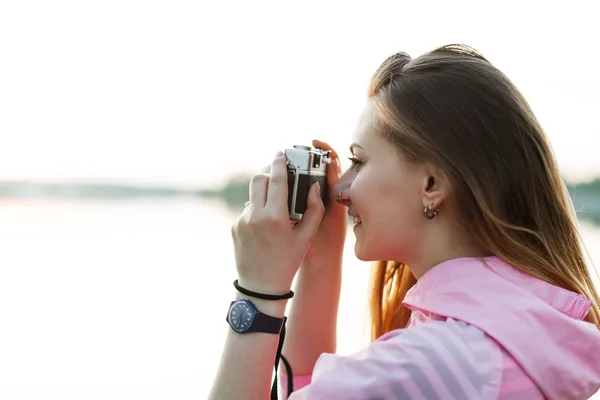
[281, 256, 600, 400]
[278, 372, 311, 398]
[407, 308, 544, 399]
[496, 345, 544, 399]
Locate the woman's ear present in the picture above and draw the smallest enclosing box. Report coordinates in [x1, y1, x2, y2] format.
[421, 166, 449, 210]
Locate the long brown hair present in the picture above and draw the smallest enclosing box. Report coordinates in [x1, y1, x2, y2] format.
[367, 44, 600, 340]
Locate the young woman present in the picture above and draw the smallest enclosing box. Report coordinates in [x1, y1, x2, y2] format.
[208, 44, 600, 399]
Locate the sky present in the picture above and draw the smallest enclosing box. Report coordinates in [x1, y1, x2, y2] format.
[1, 0, 599, 190]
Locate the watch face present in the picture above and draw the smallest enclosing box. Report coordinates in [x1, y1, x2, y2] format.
[228, 301, 255, 333]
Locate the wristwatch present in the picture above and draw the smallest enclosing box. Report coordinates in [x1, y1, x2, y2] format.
[226, 299, 285, 334]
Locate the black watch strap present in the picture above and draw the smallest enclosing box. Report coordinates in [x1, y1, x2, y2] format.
[254, 311, 285, 334]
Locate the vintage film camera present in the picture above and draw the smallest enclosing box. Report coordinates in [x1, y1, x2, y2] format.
[263, 145, 331, 221]
[285, 145, 331, 221]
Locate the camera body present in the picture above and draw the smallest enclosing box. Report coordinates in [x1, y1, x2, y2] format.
[285, 145, 331, 221]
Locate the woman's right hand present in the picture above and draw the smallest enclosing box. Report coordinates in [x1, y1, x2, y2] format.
[302, 139, 348, 264]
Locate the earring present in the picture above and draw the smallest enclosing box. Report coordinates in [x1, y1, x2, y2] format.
[424, 202, 440, 219]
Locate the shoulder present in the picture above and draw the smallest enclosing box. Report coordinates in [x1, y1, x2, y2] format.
[290, 319, 503, 400]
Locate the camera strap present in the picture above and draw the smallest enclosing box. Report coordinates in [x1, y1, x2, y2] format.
[271, 319, 294, 400]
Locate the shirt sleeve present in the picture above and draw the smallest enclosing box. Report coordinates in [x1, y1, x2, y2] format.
[287, 319, 502, 400]
[278, 371, 312, 398]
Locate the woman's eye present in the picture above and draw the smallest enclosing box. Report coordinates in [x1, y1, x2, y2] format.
[347, 156, 363, 169]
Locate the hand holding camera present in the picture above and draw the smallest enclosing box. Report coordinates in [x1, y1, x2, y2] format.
[231, 149, 327, 295]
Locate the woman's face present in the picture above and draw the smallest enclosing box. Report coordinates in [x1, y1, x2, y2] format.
[334, 105, 437, 264]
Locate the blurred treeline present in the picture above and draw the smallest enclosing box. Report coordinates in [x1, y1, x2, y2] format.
[2, 177, 600, 225]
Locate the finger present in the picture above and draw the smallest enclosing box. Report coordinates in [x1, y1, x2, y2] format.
[249, 173, 269, 209]
[265, 151, 289, 215]
[294, 182, 325, 243]
[327, 156, 342, 189]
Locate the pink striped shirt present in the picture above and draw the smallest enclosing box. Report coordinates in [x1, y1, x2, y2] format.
[280, 256, 600, 399]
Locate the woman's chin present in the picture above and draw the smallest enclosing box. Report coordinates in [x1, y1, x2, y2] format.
[355, 239, 395, 262]
[354, 241, 374, 262]
[353, 226, 387, 261]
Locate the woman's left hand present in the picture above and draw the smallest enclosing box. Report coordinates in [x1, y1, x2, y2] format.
[231, 151, 326, 294]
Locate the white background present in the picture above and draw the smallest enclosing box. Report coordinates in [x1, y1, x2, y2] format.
[1, 0, 599, 189]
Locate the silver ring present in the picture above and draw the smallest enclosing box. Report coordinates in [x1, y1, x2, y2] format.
[337, 190, 343, 203]
[243, 201, 251, 210]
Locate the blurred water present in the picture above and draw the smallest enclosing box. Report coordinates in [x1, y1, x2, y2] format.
[0, 199, 598, 399]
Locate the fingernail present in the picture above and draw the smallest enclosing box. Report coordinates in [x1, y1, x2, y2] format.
[276, 150, 284, 158]
[315, 181, 321, 194]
